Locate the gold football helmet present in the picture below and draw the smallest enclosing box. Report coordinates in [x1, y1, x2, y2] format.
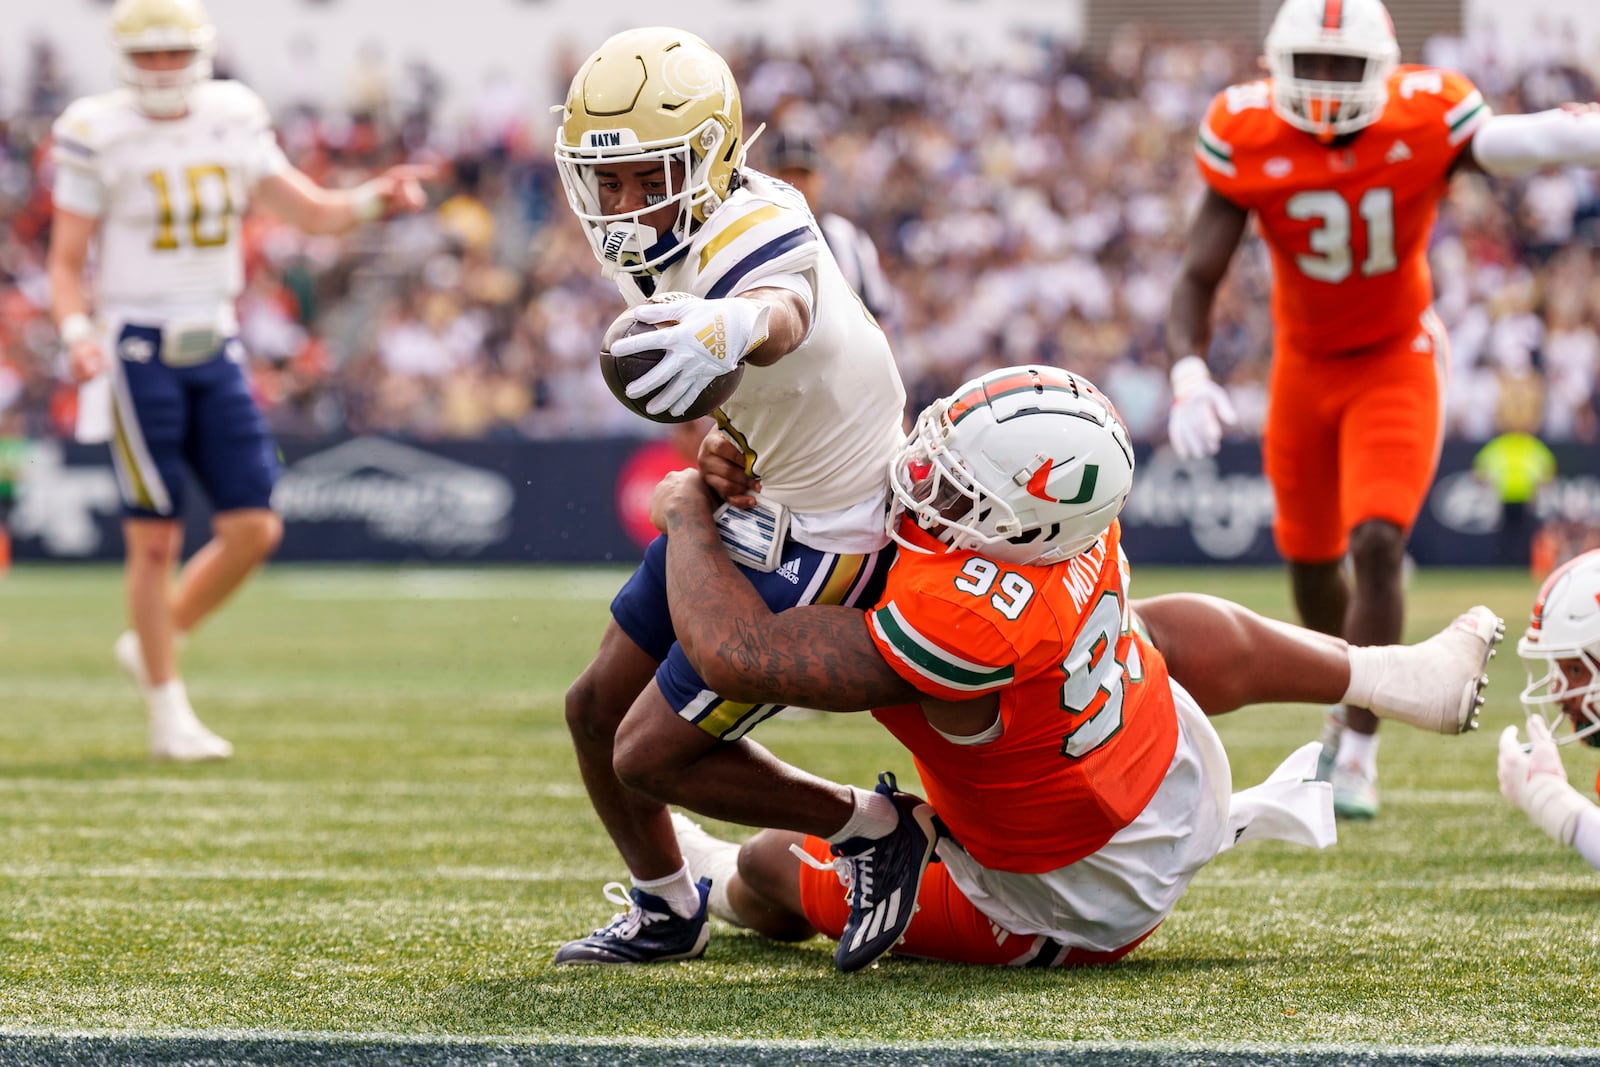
[555, 27, 746, 276]
[110, 0, 215, 116]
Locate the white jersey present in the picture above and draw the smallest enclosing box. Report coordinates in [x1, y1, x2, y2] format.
[622, 169, 906, 546]
[51, 81, 289, 326]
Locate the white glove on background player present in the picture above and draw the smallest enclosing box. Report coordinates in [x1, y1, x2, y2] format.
[1498, 715, 1589, 846]
[613, 294, 770, 418]
[1167, 355, 1238, 459]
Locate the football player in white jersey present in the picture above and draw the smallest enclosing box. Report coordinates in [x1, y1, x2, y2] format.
[1499, 549, 1600, 870]
[47, 0, 432, 762]
[551, 27, 914, 968]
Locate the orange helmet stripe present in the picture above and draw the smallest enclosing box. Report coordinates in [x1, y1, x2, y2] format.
[1530, 553, 1593, 633]
[1323, 0, 1344, 30]
[946, 368, 1084, 425]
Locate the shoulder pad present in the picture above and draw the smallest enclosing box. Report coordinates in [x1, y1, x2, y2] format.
[52, 91, 139, 152]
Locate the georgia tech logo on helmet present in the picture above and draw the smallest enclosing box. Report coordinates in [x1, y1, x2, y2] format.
[659, 50, 723, 101]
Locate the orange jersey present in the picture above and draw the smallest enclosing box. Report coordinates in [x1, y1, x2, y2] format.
[865, 519, 1177, 874]
[1196, 66, 1490, 358]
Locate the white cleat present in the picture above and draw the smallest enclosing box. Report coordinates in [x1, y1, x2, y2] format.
[1329, 760, 1380, 820]
[113, 630, 149, 690]
[146, 680, 233, 762]
[149, 716, 234, 762]
[1369, 605, 1505, 735]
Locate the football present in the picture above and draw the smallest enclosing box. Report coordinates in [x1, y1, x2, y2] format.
[599, 310, 745, 424]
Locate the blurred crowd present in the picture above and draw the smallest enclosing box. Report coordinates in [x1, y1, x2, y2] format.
[1, 25, 1599, 446]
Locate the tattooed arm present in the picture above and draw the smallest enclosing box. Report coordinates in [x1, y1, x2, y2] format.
[651, 470, 923, 712]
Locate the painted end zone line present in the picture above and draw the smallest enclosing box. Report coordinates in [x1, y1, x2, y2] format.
[2, 1035, 1599, 1067]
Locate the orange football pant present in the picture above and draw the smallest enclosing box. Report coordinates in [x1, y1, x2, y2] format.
[1263, 310, 1449, 563]
[795, 835, 1155, 967]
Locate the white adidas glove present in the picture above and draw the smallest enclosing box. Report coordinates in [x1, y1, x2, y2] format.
[1498, 716, 1590, 846]
[614, 294, 770, 418]
[1167, 355, 1238, 459]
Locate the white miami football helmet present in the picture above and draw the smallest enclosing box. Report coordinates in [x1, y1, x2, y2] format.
[1518, 549, 1600, 748]
[111, 0, 215, 117]
[1264, 0, 1399, 139]
[555, 27, 747, 277]
[888, 365, 1135, 567]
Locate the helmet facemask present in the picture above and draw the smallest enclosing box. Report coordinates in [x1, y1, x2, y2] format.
[1520, 646, 1600, 748]
[889, 401, 1005, 553]
[555, 118, 731, 277]
[1263, 0, 1399, 140]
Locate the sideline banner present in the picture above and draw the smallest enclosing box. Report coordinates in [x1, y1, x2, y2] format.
[8, 436, 1598, 566]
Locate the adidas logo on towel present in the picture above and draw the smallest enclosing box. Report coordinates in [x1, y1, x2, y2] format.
[776, 558, 802, 585]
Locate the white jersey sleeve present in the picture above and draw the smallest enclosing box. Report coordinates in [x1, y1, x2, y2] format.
[652, 169, 907, 543]
[51, 99, 111, 218]
[52, 82, 289, 324]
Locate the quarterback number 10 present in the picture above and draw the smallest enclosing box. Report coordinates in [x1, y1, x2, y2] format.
[1286, 186, 1396, 284]
[146, 165, 234, 251]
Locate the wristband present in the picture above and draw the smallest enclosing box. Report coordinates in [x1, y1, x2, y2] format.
[60, 313, 95, 347]
[1522, 773, 1588, 846]
[353, 184, 387, 222]
[1169, 355, 1210, 397]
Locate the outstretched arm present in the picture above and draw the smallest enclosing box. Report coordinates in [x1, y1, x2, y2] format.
[252, 162, 435, 236]
[650, 470, 921, 711]
[1463, 103, 1600, 177]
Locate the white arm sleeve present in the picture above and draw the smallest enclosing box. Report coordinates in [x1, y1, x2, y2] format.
[1471, 108, 1600, 176]
[1574, 804, 1600, 872]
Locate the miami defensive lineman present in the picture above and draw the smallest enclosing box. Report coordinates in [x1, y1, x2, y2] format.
[650, 365, 1503, 967]
[551, 28, 912, 968]
[1165, 0, 1600, 818]
[47, 0, 430, 761]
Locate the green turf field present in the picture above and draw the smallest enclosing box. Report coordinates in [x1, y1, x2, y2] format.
[1, 563, 1597, 1063]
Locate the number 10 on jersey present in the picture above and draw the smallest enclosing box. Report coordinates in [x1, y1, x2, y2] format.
[146, 165, 234, 251]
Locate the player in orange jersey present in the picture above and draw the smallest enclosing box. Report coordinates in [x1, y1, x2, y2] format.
[1166, 0, 1600, 819]
[643, 365, 1503, 967]
[1499, 549, 1600, 872]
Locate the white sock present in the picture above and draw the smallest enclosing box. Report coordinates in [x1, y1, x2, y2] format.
[671, 815, 746, 927]
[1335, 729, 1378, 772]
[826, 786, 899, 844]
[1341, 645, 1397, 714]
[145, 679, 190, 721]
[632, 863, 702, 920]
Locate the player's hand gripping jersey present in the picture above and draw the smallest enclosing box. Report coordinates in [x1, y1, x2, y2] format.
[865, 519, 1179, 874]
[620, 169, 906, 519]
[50, 81, 290, 325]
[1196, 66, 1490, 358]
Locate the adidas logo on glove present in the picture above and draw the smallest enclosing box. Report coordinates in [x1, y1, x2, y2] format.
[696, 317, 729, 361]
